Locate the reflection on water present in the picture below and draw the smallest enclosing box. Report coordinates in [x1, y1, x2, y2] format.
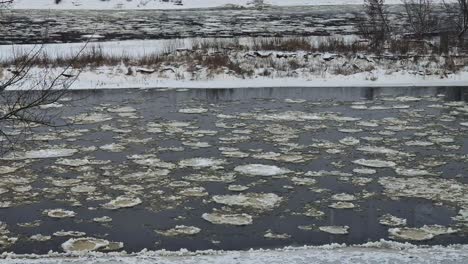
[78, 86, 468, 105]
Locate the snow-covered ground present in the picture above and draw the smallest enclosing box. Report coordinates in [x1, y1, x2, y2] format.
[3, 241, 468, 264]
[9, 0, 447, 10]
[3, 66, 468, 91]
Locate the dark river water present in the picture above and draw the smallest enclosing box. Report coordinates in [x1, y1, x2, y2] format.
[0, 86, 468, 254]
[0, 5, 415, 44]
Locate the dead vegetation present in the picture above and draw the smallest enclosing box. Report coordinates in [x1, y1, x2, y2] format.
[1, 36, 466, 82]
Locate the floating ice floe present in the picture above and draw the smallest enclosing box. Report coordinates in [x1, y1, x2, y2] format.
[264, 230, 291, 239]
[378, 177, 468, 206]
[291, 177, 317, 186]
[182, 141, 211, 148]
[379, 214, 407, 227]
[155, 225, 201, 236]
[461, 122, 468, 127]
[202, 212, 253, 225]
[99, 143, 126, 152]
[51, 178, 81, 187]
[392, 96, 422, 102]
[221, 148, 249, 158]
[388, 225, 458, 241]
[428, 136, 455, 144]
[228, 185, 249, 192]
[93, 216, 112, 223]
[184, 173, 236, 183]
[107, 106, 136, 113]
[234, 164, 291, 176]
[353, 168, 377, 175]
[53, 230, 86, 237]
[212, 193, 282, 210]
[352, 177, 373, 186]
[71, 185, 96, 193]
[128, 154, 175, 169]
[39, 102, 64, 109]
[2, 148, 78, 160]
[70, 113, 113, 124]
[179, 187, 209, 197]
[179, 158, 226, 168]
[0, 165, 19, 174]
[56, 157, 110, 167]
[394, 168, 434, 177]
[352, 159, 396, 168]
[331, 193, 357, 201]
[30, 234, 51, 241]
[0, 236, 17, 247]
[357, 146, 407, 156]
[103, 196, 142, 210]
[305, 170, 352, 177]
[338, 128, 363, 133]
[339, 137, 360, 146]
[319, 226, 349, 235]
[285, 99, 306, 103]
[329, 202, 356, 209]
[357, 121, 379, 127]
[61, 237, 110, 253]
[252, 152, 305, 163]
[46, 209, 76, 218]
[453, 208, 468, 222]
[178, 108, 208, 114]
[405, 140, 434, 146]
[302, 206, 325, 218]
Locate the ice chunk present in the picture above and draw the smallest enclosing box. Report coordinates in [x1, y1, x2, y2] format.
[61, 237, 110, 253]
[379, 214, 407, 227]
[352, 159, 396, 168]
[319, 226, 349, 235]
[103, 196, 142, 210]
[45, 209, 76, 218]
[155, 225, 201, 236]
[178, 108, 208, 114]
[234, 164, 291, 176]
[202, 212, 253, 225]
[179, 158, 226, 168]
[212, 193, 282, 210]
[2, 148, 78, 160]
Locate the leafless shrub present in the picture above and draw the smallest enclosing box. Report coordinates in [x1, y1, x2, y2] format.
[0, 46, 81, 154]
[402, 0, 438, 39]
[358, 0, 392, 52]
[252, 37, 312, 51]
[443, 0, 468, 45]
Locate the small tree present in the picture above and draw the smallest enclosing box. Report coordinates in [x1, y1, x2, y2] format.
[402, 0, 438, 39]
[359, 0, 392, 52]
[0, 0, 81, 154]
[443, 0, 468, 45]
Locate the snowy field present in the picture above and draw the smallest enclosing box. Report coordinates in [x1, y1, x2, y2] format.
[8, 0, 448, 10]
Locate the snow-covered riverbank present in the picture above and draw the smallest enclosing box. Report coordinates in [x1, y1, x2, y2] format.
[3, 241, 468, 264]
